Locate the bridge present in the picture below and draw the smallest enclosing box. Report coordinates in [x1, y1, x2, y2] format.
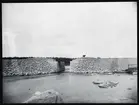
[54, 57, 74, 66]
[53, 57, 74, 73]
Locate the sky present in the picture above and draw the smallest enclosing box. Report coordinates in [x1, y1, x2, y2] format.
[2, 2, 137, 58]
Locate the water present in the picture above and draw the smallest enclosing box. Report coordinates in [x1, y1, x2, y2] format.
[3, 73, 137, 103]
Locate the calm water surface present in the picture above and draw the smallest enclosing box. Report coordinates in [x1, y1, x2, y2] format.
[3, 73, 137, 103]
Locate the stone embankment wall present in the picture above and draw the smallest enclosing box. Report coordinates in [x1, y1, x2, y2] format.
[70, 57, 137, 73]
[3, 58, 58, 76]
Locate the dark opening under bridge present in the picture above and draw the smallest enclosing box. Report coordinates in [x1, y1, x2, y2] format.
[53, 57, 74, 73]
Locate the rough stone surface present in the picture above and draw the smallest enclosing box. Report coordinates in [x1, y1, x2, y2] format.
[35, 91, 41, 95]
[93, 80, 104, 84]
[98, 82, 110, 88]
[24, 89, 64, 103]
[70, 57, 137, 73]
[98, 81, 119, 88]
[3, 58, 58, 76]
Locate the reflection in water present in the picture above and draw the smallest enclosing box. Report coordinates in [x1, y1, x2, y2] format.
[3, 73, 137, 103]
[55, 73, 66, 80]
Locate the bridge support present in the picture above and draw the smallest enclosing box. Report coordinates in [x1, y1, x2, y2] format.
[57, 61, 65, 73]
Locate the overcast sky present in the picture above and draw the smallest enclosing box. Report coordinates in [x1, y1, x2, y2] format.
[2, 2, 137, 58]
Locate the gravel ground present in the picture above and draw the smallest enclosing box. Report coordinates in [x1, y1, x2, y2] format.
[3, 73, 137, 103]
